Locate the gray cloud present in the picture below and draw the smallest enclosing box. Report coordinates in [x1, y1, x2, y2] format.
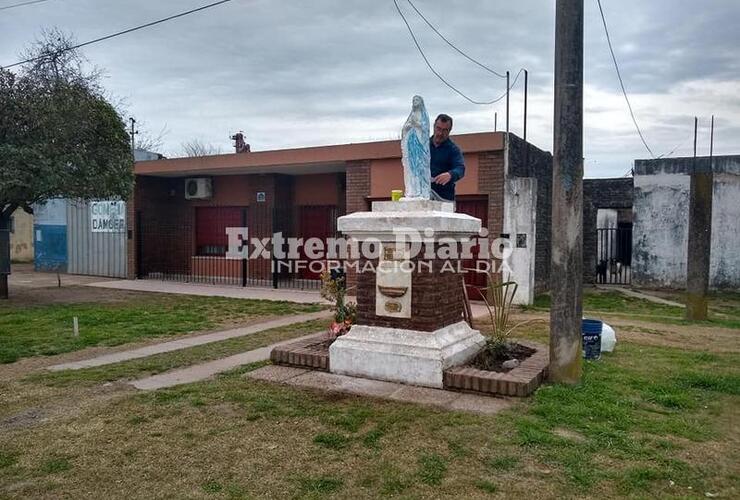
[1, 0, 738, 177]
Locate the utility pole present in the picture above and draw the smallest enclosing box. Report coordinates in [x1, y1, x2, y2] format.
[129, 117, 138, 153]
[505, 71, 510, 135]
[494, 112, 498, 132]
[523, 69, 529, 175]
[550, 0, 584, 384]
[686, 116, 714, 320]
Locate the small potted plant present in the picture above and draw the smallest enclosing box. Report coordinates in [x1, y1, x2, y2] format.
[320, 269, 357, 339]
[469, 273, 536, 371]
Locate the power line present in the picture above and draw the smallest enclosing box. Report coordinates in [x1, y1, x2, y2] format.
[404, 0, 506, 78]
[392, 0, 520, 105]
[596, 0, 655, 158]
[0, 0, 52, 11]
[1, 0, 233, 69]
[657, 131, 694, 159]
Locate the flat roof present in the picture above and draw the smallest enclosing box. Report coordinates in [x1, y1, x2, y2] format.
[135, 132, 506, 177]
[634, 155, 740, 176]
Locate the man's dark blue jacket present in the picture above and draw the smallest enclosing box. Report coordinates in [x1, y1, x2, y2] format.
[430, 137, 465, 201]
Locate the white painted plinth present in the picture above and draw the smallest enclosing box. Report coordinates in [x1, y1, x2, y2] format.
[337, 199, 480, 241]
[329, 321, 485, 388]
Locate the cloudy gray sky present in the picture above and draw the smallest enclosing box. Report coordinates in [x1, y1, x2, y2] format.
[2, 0, 739, 177]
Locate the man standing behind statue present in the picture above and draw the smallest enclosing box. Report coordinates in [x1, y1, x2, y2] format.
[429, 114, 465, 202]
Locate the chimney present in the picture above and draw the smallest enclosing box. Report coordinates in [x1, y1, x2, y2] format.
[231, 131, 251, 154]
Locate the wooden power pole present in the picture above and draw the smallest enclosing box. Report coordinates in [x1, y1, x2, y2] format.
[685, 117, 713, 320]
[550, 0, 584, 383]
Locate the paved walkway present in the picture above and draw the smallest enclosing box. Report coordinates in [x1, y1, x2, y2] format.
[131, 333, 324, 390]
[87, 279, 493, 318]
[246, 365, 513, 415]
[598, 285, 684, 308]
[9, 263, 119, 289]
[87, 279, 333, 304]
[47, 311, 332, 372]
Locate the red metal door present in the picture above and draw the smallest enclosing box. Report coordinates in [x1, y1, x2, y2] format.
[298, 206, 336, 280]
[456, 198, 489, 300]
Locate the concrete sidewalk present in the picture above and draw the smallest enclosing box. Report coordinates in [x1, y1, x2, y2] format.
[246, 365, 513, 415]
[130, 333, 325, 390]
[597, 285, 684, 308]
[86, 279, 333, 304]
[87, 279, 492, 318]
[131, 338, 515, 416]
[47, 310, 332, 372]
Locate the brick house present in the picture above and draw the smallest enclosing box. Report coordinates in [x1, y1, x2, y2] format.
[128, 132, 553, 303]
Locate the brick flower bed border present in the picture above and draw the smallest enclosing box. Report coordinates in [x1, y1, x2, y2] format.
[270, 335, 331, 372]
[272, 337, 548, 398]
[443, 340, 549, 397]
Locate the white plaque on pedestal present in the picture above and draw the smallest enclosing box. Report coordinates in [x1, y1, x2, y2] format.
[376, 243, 412, 318]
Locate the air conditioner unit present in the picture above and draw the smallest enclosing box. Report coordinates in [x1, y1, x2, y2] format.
[184, 178, 212, 199]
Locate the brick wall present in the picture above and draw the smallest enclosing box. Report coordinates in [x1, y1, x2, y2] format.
[133, 176, 194, 279]
[131, 173, 299, 282]
[583, 178, 633, 282]
[346, 160, 370, 214]
[355, 252, 464, 332]
[344, 160, 371, 289]
[478, 151, 505, 239]
[126, 183, 136, 279]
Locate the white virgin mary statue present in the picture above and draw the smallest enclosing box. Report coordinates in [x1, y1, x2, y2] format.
[400, 95, 431, 200]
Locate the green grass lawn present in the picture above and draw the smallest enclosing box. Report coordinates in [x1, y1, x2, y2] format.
[1, 330, 737, 499]
[25, 319, 329, 388]
[525, 289, 740, 329]
[1, 288, 738, 498]
[0, 294, 324, 364]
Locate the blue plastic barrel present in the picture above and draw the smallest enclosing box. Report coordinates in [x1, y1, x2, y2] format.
[581, 319, 603, 360]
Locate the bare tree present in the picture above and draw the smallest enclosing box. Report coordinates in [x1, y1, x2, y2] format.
[180, 138, 222, 157]
[136, 123, 169, 153]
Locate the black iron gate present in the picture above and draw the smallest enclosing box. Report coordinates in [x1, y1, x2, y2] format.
[595, 226, 632, 285]
[137, 204, 340, 290]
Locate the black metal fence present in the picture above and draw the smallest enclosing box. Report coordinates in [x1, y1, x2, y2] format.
[136, 204, 340, 290]
[595, 226, 632, 285]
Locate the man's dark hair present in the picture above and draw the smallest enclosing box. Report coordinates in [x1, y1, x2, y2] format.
[435, 114, 453, 129]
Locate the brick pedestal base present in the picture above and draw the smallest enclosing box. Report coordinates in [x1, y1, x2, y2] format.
[355, 252, 464, 332]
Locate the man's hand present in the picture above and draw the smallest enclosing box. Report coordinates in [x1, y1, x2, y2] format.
[432, 172, 452, 185]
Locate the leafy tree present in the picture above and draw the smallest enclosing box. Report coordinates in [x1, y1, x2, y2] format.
[0, 30, 133, 298]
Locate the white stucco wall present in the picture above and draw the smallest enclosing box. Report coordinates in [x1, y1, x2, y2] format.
[710, 173, 740, 288]
[633, 162, 740, 289]
[633, 173, 691, 288]
[10, 208, 34, 262]
[503, 177, 537, 304]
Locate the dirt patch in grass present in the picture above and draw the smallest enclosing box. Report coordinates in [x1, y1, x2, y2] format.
[3, 283, 149, 307]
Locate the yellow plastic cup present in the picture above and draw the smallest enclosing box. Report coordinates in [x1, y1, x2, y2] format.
[391, 190, 403, 201]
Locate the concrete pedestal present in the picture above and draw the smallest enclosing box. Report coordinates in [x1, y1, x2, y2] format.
[329, 321, 485, 388]
[330, 199, 484, 388]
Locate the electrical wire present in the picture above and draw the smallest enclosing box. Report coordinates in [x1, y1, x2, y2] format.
[656, 132, 693, 159]
[0, 0, 52, 12]
[596, 0, 655, 158]
[1, 0, 233, 69]
[393, 0, 519, 105]
[405, 0, 506, 78]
